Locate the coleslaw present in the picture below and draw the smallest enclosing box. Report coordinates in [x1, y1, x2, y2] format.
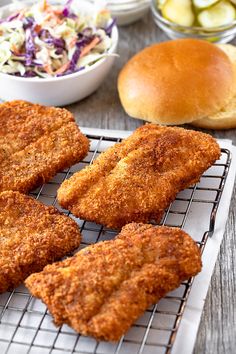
[0, 0, 116, 78]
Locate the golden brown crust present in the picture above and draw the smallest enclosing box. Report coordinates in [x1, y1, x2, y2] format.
[25, 223, 202, 341]
[0, 100, 89, 193]
[57, 124, 220, 229]
[0, 191, 81, 293]
[190, 44, 236, 130]
[191, 113, 236, 130]
[118, 39, 234, 125]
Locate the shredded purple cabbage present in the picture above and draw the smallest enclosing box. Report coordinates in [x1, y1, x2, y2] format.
[62, 0, 74, 18]
[80, 27, 93, 38]
[76, 35, 95, 49]
[69, 48, 81, 71]
[40, 30, 65, 49]
[44, 37, 65, 48]
[23, 70, 37, 77]
[77, 28, 96, 48]
[0, 12, 20, 24]
[8, 13, 20, 22]
[14, 70, 37, 77]
[105, 18, 116, 37]
[23, 16, 35, 30]
[66, 0, 74, 6]
[11, 53, 42, 67]
[39, 29, 47, 37]
[62, 8, 69, 17]
[69, 33, 97, 71]
[56, 65, 85, 77]
[55, 47, 64, 55]
[25, 28, 35, 66]
[67, 13, 78, 20]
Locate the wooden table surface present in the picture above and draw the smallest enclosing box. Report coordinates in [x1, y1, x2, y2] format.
[66, 11, 236, 354]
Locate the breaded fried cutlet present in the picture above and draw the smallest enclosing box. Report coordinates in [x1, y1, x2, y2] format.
[0, 100, 89, 193]
[25, 223, 202, 341]
[0, 191, 81, 293]
[57, 124, 220, 229]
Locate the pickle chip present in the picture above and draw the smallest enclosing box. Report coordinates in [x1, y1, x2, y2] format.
[193, 0, 220, 9]
[198, 1, 236, 27]
[162, 0, 195, 26]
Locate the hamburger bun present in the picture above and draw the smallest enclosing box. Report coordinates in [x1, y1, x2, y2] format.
[191, 44, 236, 130]
[118, 39, 235, 126]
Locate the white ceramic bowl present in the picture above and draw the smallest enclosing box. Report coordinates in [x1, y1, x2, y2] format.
[107, 0, 150, 26]
[0, 0, 119, 106]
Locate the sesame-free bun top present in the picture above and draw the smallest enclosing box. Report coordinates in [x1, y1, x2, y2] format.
[118, 39, 235, 125]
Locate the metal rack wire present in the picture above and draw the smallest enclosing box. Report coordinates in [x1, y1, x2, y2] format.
[0, 133, 231, 354]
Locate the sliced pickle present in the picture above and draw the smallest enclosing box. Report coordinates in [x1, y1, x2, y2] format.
[198, 1, 236, 27]
[193, 0, 220, 9]
[162, 0, 195, 26]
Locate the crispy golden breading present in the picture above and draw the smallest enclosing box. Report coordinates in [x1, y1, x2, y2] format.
[57, 124, 220, 228]
[0, 100, 89, 193]
[0, 191, 81, 293]
[25, 223, 201, 341]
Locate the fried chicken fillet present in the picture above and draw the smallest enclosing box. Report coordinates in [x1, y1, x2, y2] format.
[0, 100, 89, 193]
[0, 191, 81, 293]
[57, 124, 220, 228]
[25, 223, 201, 341]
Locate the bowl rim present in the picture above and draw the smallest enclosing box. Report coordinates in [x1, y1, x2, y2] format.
[151, 0, 236, 32]
[110, 2, 150, 15]
[107, 0, 149, 4]
[0, 0, 119, 83]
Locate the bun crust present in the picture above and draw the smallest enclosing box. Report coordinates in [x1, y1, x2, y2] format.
[118, 39, 234, 125]
[191, 44, 236, 130]
[191, 115, 236, 130]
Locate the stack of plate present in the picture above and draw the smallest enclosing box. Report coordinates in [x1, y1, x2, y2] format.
[105, 0, 150, 26]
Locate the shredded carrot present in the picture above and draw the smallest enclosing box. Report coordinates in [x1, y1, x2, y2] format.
[55, 17, 62, 25]
[52, 9, 63, 16]
[41, 13, 52, 25]
[12, 45, 21, 55]
[41, 0, 49, 12]
[80, 37, 100, 58]
[54, 62, 70, 75]
[68, 38, 77, 49]
[44, 64, 53, 75]
[34, 24, 42, 34]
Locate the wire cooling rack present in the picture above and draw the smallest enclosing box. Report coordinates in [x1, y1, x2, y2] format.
[0, 132, 231, 354]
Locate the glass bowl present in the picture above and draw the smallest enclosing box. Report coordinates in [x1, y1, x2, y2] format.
[151, 0, 236, 43]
